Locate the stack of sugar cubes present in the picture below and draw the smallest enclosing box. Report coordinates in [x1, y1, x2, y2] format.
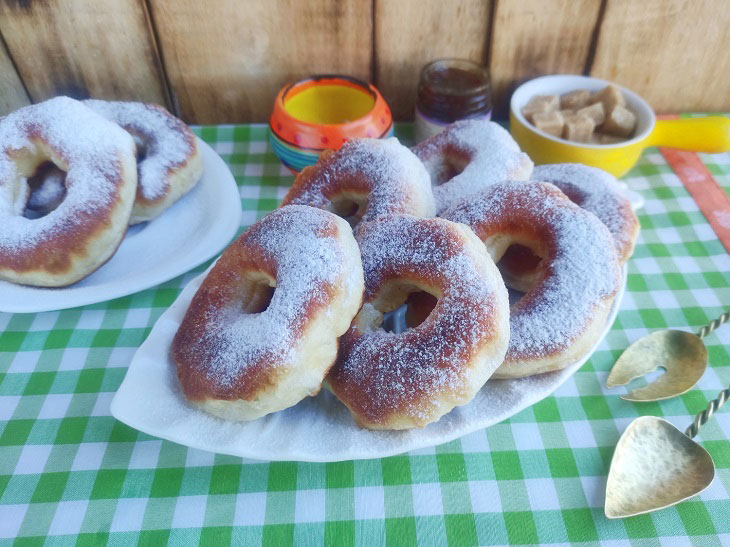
[522, 84, 637, 144]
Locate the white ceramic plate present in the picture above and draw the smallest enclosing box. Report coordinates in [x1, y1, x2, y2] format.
[0, 138, 241, 313]
[111, 266, 626, 462]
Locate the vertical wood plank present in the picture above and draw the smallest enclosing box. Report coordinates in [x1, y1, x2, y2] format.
[489, 0, 602, 115]
[0, 0, 169, 107]
[375, 0, 491, 120]
[0, 37, 30, 115]
[150, 0, 372, 124]
[590, 0, 730, 112]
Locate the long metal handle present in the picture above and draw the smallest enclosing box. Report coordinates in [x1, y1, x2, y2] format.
[697, 310, 730, 338]
[686, 385, 730, 438]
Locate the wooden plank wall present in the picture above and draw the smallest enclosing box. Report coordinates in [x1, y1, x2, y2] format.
[148, 0, 372, 123]
[0, 0, 169, 107]
[0, 0, 728, 123]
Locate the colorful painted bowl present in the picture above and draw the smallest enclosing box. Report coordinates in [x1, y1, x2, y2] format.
[269, 75, 393, 172]
[510, 74, 730, 177]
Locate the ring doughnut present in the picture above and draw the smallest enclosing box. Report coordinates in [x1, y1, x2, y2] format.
[531, 163, 639, 263]
[443, 181, 621, 378]
[0, 97, 137, 287]
[413, 119, 533, 214]
[326, 214, 510, 430]
[281, 138, 435, 226]
[172, 205, 365, 421]
[84, 100, 203, 224]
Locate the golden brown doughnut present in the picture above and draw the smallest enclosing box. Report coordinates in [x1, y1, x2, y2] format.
[172, 205, 365, 421]
[0, 97, 137, 287]
[443, 181, 622, 378]
[84, 100, 203, 224]
[281, 138, 435, 226]
[327, 214, 510, 430]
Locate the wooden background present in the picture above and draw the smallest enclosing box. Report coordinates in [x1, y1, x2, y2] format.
[1, 0, 728, 124]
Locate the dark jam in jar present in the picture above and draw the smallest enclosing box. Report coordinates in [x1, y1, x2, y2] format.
[415, 59, 492, 142]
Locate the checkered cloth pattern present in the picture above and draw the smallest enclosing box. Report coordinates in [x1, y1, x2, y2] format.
[1, 123, 729, 546]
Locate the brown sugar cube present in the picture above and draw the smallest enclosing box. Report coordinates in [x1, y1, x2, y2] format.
[532, 110, 564, 137]
[601, 105, 637, 137]
[522, 94, 559, 122]
[577, 102, 605, 125]
[562, 113, 595, 143]
[589, 84, 626, 114]
[560, 90, 591, 110]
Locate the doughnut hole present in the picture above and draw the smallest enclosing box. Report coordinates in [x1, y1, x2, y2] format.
[238, 271, 276, 314]
[404, 291, 438, 328]
[368, 281, 440, 333]
[129, 131, 150, 162]
[554, 185, 582, 205]
[329, 192, 369, 227]
[487, 236, 546, 300]
[23, 159, 68, 219]
[421, 146, 469, 186]
[135, 141, 149, 162]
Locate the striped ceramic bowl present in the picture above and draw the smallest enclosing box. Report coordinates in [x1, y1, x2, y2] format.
[269, 75, 393, 173]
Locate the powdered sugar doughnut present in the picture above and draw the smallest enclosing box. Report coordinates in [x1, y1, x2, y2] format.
[84, 100, 203, 224]
[281, 138, 435, 226]
[172, 205, 365, 422]
[413, 119, 533, 214]
[327, 215, 510, 430]
[0, 97, 137, 287]
[532, 164, 639, 263]
[443, 181, 621, 378]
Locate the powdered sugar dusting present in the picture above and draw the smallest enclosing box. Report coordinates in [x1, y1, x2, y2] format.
[0, 96, 135, 253]
[331, 215, 508, 424]
[84, 100, 196, 201]
[182, 205, 357, 389]
[284, 137, 435, 221]
[413, 119, 534, 214]
[532, 163, 638, 260]
[444, 181, 621, 360]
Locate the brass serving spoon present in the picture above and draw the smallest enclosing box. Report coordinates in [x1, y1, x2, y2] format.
[605, 384, 729, 518]
[606, 310, 729, 401]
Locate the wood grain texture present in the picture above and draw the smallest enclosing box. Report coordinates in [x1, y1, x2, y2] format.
[590, 0, 730, 113]
[150, 0, 372, 123]
[489, 0, 602, 116]
[374, 0, 491, 120]
[0, 37, 30, 115]
[0, 0, 168, 107]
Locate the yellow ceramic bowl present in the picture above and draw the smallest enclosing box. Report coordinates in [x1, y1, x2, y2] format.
[510, 75, 730, 177]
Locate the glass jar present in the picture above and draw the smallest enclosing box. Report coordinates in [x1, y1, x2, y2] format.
[414, 59, 492, 143]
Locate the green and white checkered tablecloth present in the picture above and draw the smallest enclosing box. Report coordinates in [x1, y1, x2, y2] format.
[1, 123, 729, 546]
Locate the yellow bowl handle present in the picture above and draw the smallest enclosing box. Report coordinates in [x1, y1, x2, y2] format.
[648, 116, 730, 153]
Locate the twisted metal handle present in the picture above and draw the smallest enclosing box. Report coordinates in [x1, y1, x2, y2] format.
[686, 385, 730, 438]
[697, 309, 730, 338]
